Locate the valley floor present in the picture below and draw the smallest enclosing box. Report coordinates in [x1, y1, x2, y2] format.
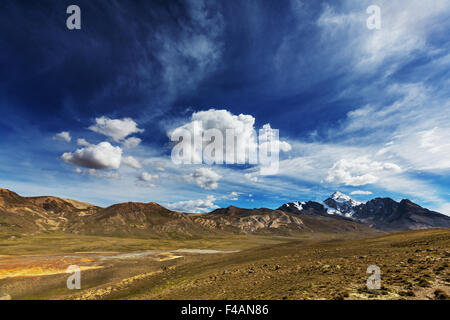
[0, 229, 448, 300]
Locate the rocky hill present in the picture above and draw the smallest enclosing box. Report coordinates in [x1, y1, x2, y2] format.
[278, 192, 450, 231]
[0, 188, 378, 237]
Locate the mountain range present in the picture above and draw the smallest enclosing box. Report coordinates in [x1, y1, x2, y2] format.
[1, 188, 449, 238]
[279, 191, 450, 231]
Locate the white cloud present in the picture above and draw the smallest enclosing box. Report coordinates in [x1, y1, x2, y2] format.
[185, 167, 221, 190]
[325, 157, 402, 187]
[61, 142, 122, 170]
[88, 169, 120, 180]
[280, 141, 292, 152]
[122, 156, 142, 169]
[122, 137, 142, 149]
[229, 192, 239, 201]
[77, 138, 91, 147]
[138, 172, 159, 182]
[397, 127, 450, 171]
[244, 172, 259, 182]
[350, 190, 373, 195]
[155, 0, 225, 105]
[316, 0, 449, 75]
[169, 109, 291, 164]
[435, 203, 450, 216]
[74, 168, 120, 179]
[271, 138, 444, 205]
[89, 116, 144, 142]
[335, 83, 450, 174]
[166, 195, 219, 213]
[259, 123, 292, 153]
[222, 191, 239, 201]
[261, 4, 450, 208]
[53, 131, 71, 143]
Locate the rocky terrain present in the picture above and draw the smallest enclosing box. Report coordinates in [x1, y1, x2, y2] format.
[0, 188, 449, 300]
[0, 188, 377, 237]
[278, 191, 450, 231]
[2, 188, 449, 238]
[0, 228, 448, 300]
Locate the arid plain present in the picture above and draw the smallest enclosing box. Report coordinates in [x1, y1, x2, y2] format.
[0, 229, 448, 300]
[0, 188, 449, 300]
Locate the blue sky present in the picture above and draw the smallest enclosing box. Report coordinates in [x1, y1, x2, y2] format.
[1, 0, 449, 214]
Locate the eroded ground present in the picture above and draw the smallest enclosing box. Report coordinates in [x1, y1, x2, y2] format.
[0, 229, 448, 300]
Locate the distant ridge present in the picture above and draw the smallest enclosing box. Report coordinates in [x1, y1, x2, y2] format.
[278, 192, 450, 231]
[1, 188, 448, 237]
[0, 188, 378, 237]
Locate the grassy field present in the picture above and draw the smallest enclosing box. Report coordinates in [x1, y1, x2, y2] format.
[0, 229, 448, 300]
[0, 232, 262, 255]
[0, 230, 371, 255]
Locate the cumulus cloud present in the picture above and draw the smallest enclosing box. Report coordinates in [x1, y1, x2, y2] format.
[166, 195, 219, 213]
[350, 190, 373, 195]
[325, 157, 402, 187]
[122, 137, 142, 149]
[89, 116, 144, 142]
[61, 142, 122, 170]
[169, 109, 291, 165]
[53, 131, 71, 143]
[77, 138, 91, 147]
[279, 141, 292, 152]
[138, 172, 159, 182]
[122, 156, 142, 169]
[259, 123, 292, 153]
[185, 167, 221, 190]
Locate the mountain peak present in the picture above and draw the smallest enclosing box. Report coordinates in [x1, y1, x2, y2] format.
[322, 192, 363, 217]
[330, 191, 353, 202]
[0, 188, 28, 206]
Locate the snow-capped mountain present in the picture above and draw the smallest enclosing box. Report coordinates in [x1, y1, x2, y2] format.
[279, 201, 329, 216]
[279, 192, 363, 217]
[278, 192, 450, 231]
[323, 192, 363, 217]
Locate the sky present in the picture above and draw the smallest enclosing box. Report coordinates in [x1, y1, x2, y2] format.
[1, 0, 449, 214]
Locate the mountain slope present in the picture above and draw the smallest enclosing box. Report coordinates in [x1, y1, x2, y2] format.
[278, 192, 450, 231]
[66, 202, 212, 237]
[0, 189, 58, 232]
[204, 206, 307, 234]
[205, 206, 377, 235]
[0, 189, 100, 233]
[2, 188, 448, 237]
[279, 201, 328, 216]
[323, 191, 363, 217]
[26, 196, 99, 217]
[353, 198, 450, 231]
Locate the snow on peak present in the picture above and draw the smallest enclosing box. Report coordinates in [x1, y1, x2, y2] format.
[293, 201, 305, 211]
[330, 192, 362, 205]
[331, 191, 351, 202]
[284, 201, 306, 212]
[323, 192, 363, 217]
